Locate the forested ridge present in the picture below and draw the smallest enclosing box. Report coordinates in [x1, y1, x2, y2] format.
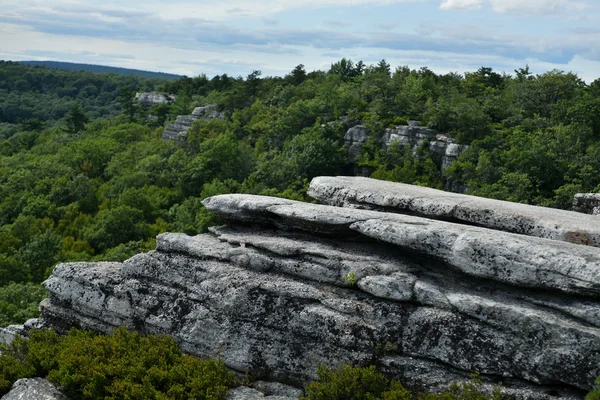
[1, 59, 600, 327]
[19, 61, 182, 80]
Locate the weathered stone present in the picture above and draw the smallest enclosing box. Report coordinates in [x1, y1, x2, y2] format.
[192, 104, 224, 120]
[252, 381, 304, 398]
[134, 92, 176, 107]
[344, 125, 369, 163]
[227, 387, 297, 400]
[309, 176, 600, 247]
[442, 143, 469, 171]
[37, 180, 600, 398]
[382, 125, 469, 181]
[0, 325, 22, 346]
[0, 378, 68, 400]
[383, 125, 438, 149]
[574, 193, 600, 215]
[162, 104, 223, 142]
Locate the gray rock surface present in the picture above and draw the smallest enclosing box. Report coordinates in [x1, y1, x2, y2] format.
[343, 125, 369, 163]
[37, 180, 600, 399]
[1, 378, 68, 400]
[0, 325, 23, 346]
[573, 193, 600, 215]
[134, 92, 176, 107]
[382, 125, 469, 185]
[163, 104, 223, 142]
[383, 125, 439, 149]
[252, 381, 303, 398]
[227, 387, 297, 400]
[309, 176, 600, 247]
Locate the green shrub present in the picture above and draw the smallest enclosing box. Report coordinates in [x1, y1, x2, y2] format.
[0, 327, 237, 399]
[302, 365, 411, 400]
[587, 377, 600, 400]
[302, 365, 505, 400]
[0, 282, 47, 326]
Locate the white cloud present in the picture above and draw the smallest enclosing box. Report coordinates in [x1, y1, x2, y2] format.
[489, 0, 587, 15]
[440, 0, 483, 11]
[440, 0, 588, 14]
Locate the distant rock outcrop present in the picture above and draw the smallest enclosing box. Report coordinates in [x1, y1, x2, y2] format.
[343, 125, 369, 163]
[134, 92, 176, 107]
[382, 122, 469, 173]
[342, 122, 469, 191]
[573, 193, 600, 215]
[35, 176, 600, 399]
[163, 104, 224, 142]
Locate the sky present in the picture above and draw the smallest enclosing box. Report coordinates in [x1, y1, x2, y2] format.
[1, 0, 600, 82]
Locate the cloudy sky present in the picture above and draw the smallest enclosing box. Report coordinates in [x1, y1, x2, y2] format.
[1, 0, 599, 81]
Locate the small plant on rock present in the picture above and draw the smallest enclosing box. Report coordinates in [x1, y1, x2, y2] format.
[343, 272, 359, 287]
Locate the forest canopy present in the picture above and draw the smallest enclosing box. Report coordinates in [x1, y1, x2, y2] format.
[1, 60, 599, 327]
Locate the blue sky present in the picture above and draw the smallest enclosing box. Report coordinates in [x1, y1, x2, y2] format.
[1, 0, 599, 81]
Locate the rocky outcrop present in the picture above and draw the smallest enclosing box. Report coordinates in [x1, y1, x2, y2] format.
[342, 122, 469, 192]
[134, 92, 176, 107]
[0, 378, 68, 400]
[344, 125, 369, 163]
[574, 193, 600, 215]
[382, 124, 469, 173]
[309, 176, 600, 247]
[163, 104, 224, 142]
[38, 178, 600, 399]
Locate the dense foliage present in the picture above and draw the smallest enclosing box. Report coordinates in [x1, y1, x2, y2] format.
[0, 327, 237, 399]
[0, 328, 596, 399]
[0, 61, 165, 133]
[0, 333, 506, 400]
[0, 283, 47, 326]
[302, 365, 504, 400]
[1, 60, 600, 335]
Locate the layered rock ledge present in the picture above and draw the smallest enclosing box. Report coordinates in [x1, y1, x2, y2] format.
[38, 178, 600, 399]
[309, 176, 600, 247]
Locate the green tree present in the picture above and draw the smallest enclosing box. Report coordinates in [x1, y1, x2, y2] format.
[64, 102, 89, 133]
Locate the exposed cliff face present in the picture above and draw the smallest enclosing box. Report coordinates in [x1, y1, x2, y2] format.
[163, 105, 224, 142]
[38, 177, 600, 399]
[343, 123, 470, 192]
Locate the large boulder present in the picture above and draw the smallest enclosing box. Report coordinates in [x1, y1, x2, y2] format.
[1, 378, 68, 400]
[38, 178, 600, 399]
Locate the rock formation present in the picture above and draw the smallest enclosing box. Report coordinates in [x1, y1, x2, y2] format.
[0, 378, 68, 400]
[343, 125, 369, 163]
[134, 92, 176, 107]
[37, 177, 600, 399]
[382, 123, 470, 174]
[309, 176, 600, 247]
[163, 105, 224, 142]
[342, 122, 470, 191]
[573, 193, 600, 215]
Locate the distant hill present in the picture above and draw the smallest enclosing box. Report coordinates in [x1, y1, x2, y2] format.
[19, 60, 182, 80]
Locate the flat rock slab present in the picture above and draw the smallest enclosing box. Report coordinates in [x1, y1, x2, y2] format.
[308, 176, 600, 247]
[203, 194, 600, 297]
[1, 378, 68, 400]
